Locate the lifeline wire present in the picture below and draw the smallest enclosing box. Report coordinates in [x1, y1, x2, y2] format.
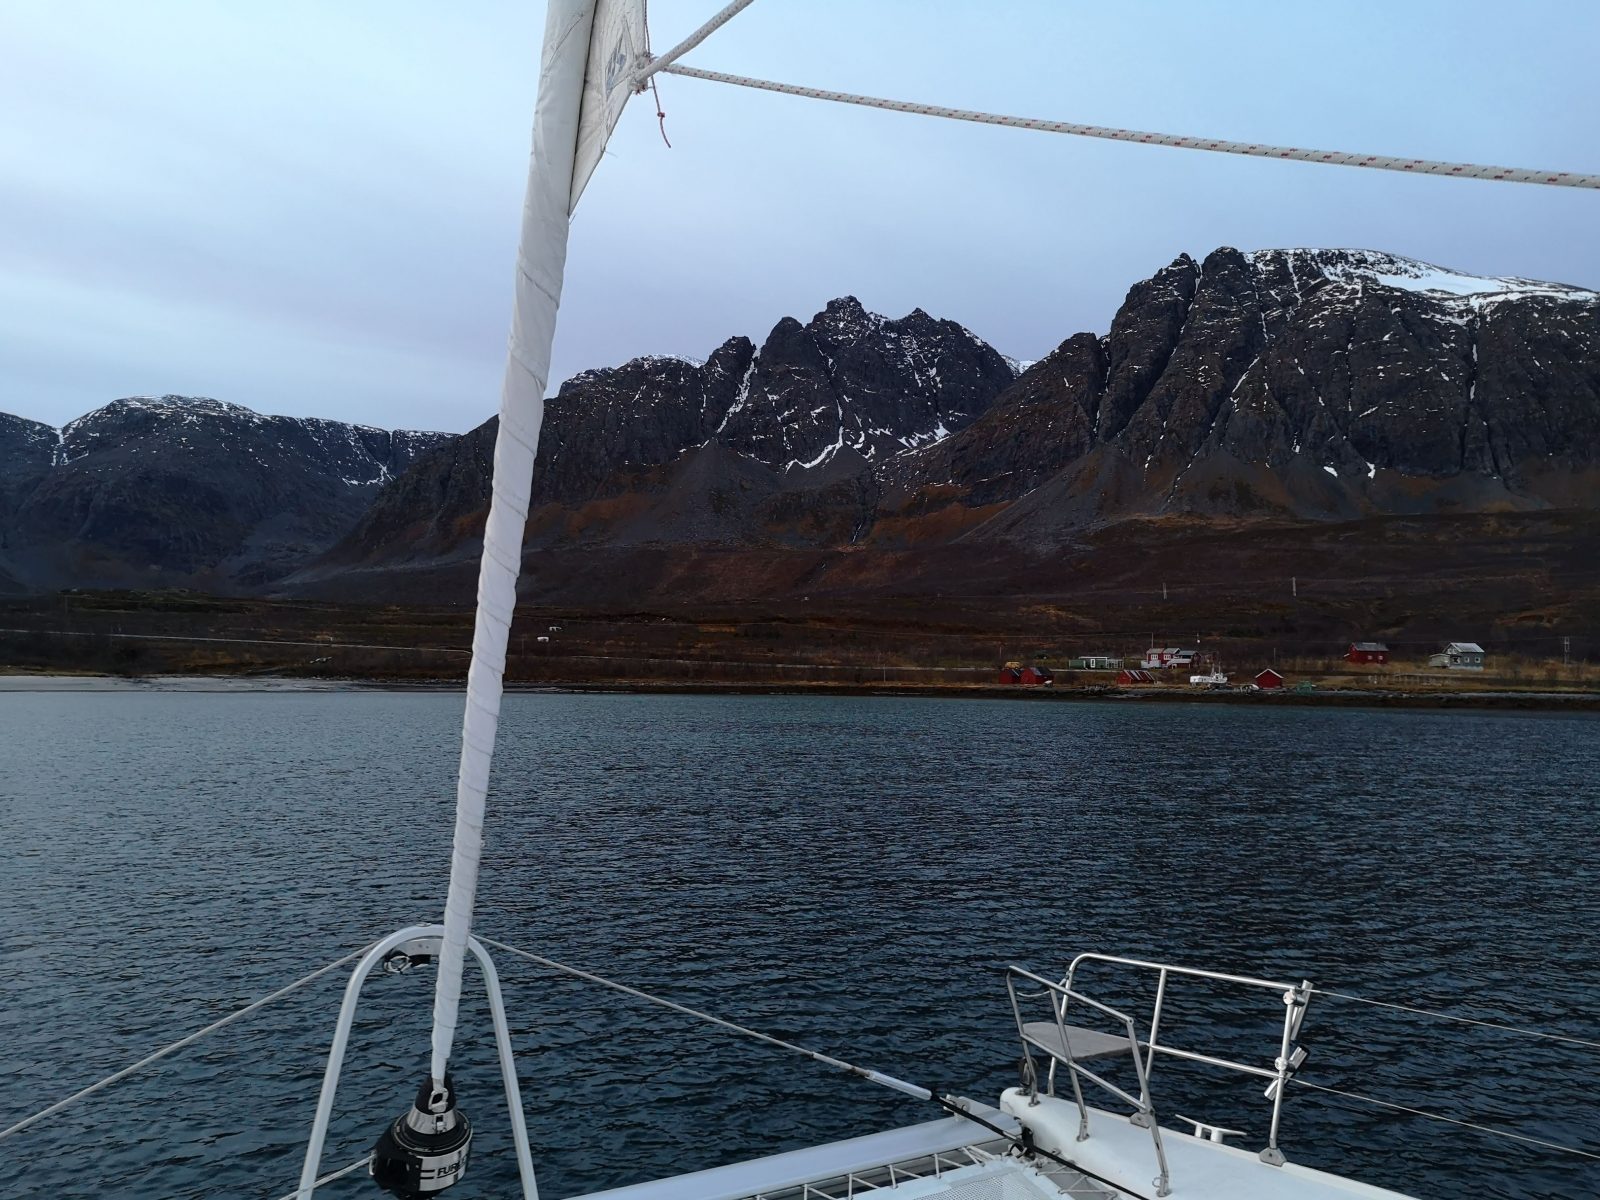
[482, 938, 1600, 1164]
[660, 64, 1600, 190]
[482, 943, 1151, 1198]
[11, 931, 1600, 1177]
[1294, 1079, 1600, 1161]
[478, 936, 932, 1100]
[269, 1154, 371, 1200]
[1311, 988, 1600, 1051]
[0, 944, 370, 1144]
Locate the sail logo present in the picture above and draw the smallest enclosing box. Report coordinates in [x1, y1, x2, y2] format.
[604, 39, 630, 96]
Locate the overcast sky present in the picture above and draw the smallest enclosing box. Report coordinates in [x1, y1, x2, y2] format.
[4, 1, 1598, 433]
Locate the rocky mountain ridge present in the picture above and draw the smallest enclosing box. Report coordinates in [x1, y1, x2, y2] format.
[314, 246, 1599, 593]
[0, 395, 449, 590]
[878, 247, 1600, 546]
[4, 247, 1597, 600]
[323, 296, 1019, 568]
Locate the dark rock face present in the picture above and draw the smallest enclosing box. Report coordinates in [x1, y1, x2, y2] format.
[1, 396, 449, 589]
[880, 332, 1106, 510]
[0, 412, 57, 524]
[888, 248, 1600, 541]
[718, 297, 1015, 468]
[1097, 254, 1200, 442]
[0, 412, 58, 588]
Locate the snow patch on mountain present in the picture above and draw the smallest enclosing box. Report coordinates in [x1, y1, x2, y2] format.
[1253, 248, 1598, 307]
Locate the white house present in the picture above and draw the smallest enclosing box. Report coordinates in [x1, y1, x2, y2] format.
[1428, 642, 1485, 670]
[1141, 647, 1199, 670]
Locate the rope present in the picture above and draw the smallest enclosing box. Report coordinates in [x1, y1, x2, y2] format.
[660, 64, 1600, 190]
[632, 0, 760, 86]
[0, 944, 370, 1144]
[269, 1153, 371, 1200]
[640, 4, 671, 147]
[1311, 988, 1600, 1051]
[650, 75, 672, 148]
[1294, 1079, 1600, 1161]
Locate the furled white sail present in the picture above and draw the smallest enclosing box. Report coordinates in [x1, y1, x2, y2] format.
[572, 0, 647, 213]
[428, 0, 645, 1091]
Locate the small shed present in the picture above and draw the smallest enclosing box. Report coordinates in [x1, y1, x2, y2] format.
[1346, 641, 1390, 665]
[1069, 654, 1119, 670]
[998, 665, 1023, 685]
[1254, 668, 1285, 690]
[1020, 665, 1054, 686]
[1430, 642, 1485, 670]
[1117, 668, 1155, 686]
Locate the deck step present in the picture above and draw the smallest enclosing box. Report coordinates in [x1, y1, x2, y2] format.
[1020, 1021, 1134, 1062]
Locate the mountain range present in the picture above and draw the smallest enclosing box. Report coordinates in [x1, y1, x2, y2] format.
[3, 247, 1597, 602]
[0, 398, 448, 592]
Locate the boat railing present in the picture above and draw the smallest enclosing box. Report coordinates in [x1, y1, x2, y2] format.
[1005, 966, 1171, 1196]
[1007, 955, 1312, 1174]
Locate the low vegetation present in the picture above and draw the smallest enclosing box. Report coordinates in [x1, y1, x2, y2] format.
[2, 589, 1595, 705]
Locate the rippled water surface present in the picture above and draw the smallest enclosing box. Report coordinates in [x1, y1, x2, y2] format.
[2, 691, 1597, 1199]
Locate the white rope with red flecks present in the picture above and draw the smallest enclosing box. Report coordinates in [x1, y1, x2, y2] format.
[660, 64, 1599, 189]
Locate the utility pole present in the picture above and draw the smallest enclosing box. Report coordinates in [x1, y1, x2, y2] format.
[1292, 576, 1298, 598]
[1563, 635, 1571, 667]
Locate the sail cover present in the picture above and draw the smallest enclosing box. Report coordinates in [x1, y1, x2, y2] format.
[429, 0, 651, 1093]
[571, 0, 648, 212]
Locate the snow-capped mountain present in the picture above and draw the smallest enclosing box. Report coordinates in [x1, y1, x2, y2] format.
[889, 246, 1600, 542]
[320, 248, 1599, 597]
[322, 297, 1018, 568]
[715, 296, 1015, 470]
[0, 396, 449, 589]
[6, 247, 1598, 601]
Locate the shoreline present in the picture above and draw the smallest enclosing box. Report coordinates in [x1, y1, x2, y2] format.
[3, 671, 1598, 711]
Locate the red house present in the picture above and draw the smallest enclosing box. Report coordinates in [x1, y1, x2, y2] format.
[1117, 668, 1156, 686]
[998, 666, 1023, 685]
[1346, 642, 1390, 665]
[1253, 668, 1285, 690]
[1020, 665, 1054, 686]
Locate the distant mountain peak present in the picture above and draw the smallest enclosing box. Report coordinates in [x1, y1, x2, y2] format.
[0, 395, 453, 590]
[114, 393, 243, 411]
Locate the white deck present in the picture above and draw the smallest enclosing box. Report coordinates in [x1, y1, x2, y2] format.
[568, 1090, 1419, 1200]
[1001, 1091, 1418, 1200]
[571, 1105, 1021, 1200]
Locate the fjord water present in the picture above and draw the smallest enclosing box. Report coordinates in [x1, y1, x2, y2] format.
[2, 691, 1596, 1200]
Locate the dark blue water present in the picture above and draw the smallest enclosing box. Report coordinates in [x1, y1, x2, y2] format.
[2, 691, 1596, 1199]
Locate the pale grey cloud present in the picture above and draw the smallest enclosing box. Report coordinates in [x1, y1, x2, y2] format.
[4, 1, 1598, 432]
